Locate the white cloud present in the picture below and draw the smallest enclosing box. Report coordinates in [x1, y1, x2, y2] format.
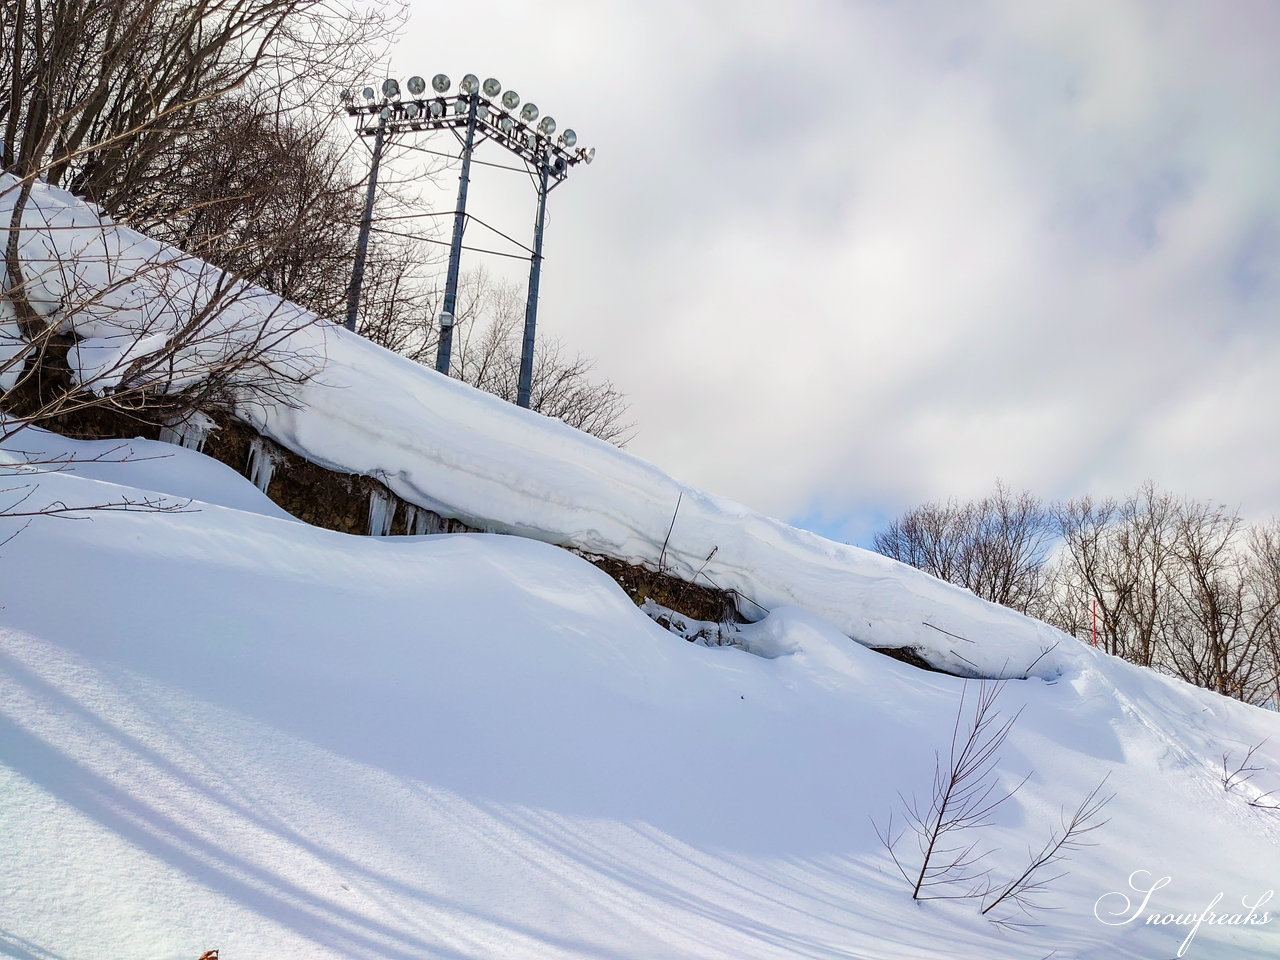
[390, 0, 1280, 543]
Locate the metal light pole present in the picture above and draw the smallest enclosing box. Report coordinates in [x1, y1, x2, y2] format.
[342, 73, 594, 394]
[344, 114, 385, 332]
[435, 92, 478, 374]
[517, 163, 550, 409]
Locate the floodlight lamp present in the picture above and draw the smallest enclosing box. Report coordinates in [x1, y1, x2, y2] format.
[498, 116, 515, 134]
[460, 74, 480, 95]
[429, 100, 444, 118]
[520, 102, 539, 123]
[404, 102, 420, 119]
[407, 75, 426, 96]
[382, 78, 400, 99]
[482, 77, 502, 98]
[362, 86, 376, 101]
[432, 73, 451, 94]
[454, 98, 467, 116]
[559, 128, 577, 148]
[379, 106, 393, 121]
[538, 116, 556, 135]
[578, 146, 595, 164]
[340, 88, 353, 102]
[501, 90, 520, 110]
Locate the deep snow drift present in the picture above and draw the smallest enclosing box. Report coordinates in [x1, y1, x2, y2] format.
[2, 430, 1279, 960]
[2, 171, 1071, 681]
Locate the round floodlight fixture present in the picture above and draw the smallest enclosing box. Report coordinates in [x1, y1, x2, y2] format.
[379, 105, 393, 121]
[579, 146, 595, 164]
[498, 115, 515, 134]
[382, 78, 400, 99]
[454, 97, 468, 116]
[482, 77, 502, 98]
[559, 128, 577, 148]
[459, 73, 480, 95]
[428, 100, 444, 118]
[501, 89, 520, 111]
[340, 88, 354, 102]
[538, 116, 556, 136]
[404, 102, 420, 119]
[407, 75, 426, 96]
[362, 86, 376, 101]
[432, 73, 451, 94]
[520, 102, 539, 123]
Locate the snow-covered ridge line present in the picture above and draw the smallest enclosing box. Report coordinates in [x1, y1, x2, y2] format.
[2, 172, 1078, 680]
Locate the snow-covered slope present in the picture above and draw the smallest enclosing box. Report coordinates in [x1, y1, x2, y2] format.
[3, 172, 1068, 680]
[2, 434, 1279, 959]
[248, 327, 1074, 681]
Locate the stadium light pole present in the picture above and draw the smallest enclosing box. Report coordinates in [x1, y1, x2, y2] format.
[342, 88, 391, 332]
[435, 77, 479, 375]
[518, 163, 549, 409]
[342, 73, 594, 404]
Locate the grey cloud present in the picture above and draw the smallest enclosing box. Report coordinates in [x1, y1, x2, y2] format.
[394, 0, 1280, 541]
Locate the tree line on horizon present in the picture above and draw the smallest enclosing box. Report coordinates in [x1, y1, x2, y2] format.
[874, 481, 1280, 707]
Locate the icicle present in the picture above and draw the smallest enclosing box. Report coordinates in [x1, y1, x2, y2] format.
[403, 504, 421, 536]
[402, 504, 444, 535]
[368, 487, 397, 536]
[158, 411, 216, 452]
[244, 437, 277, 492]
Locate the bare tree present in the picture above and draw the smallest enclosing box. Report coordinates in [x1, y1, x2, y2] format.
[879, 480, 1280, 705]
[1, 0, 401, 434]
[359, 267, 634, 445]
[0, 223, 323, 442]
[875, 681, 1025, 902]
[1048, 488, 1280, 704]
[980, 777, 1112, 928]
[128, 100, 366, 317]
[876, 681, 1113, 930]
[1163, 502, 1280, 702]
[1246, 523, 1280, 709]
[0, 443, 194, 553]
[1221, 741, 1280, 811]
[874, 482, 1054, 615]
[1048, 484, 1181, 666]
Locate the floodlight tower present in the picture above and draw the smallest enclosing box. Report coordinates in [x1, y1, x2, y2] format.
[341, 72, 595, 408]
[342, 82, 396, 334]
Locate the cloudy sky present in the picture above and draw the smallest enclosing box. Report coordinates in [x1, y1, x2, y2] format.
[386, 0, 1280, 546]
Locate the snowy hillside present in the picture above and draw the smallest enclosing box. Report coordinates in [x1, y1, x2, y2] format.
[4, 171, 1070, 681]
[3, 429, 1280, 960]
